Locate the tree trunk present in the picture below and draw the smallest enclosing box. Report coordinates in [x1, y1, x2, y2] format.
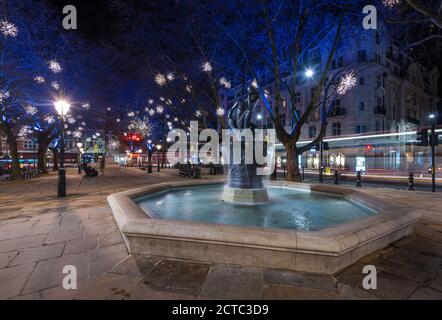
[3, 126, 22, 180]
[37, 139, 49, 174]
[6, 135, 22, 180]
[284, 141, 301, 182]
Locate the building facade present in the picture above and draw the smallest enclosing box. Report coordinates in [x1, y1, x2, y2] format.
[225, 25, 440, 174]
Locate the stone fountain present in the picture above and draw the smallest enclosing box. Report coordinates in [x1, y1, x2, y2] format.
[221, 87, 269, 205]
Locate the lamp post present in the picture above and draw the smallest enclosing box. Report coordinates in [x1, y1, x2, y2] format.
[76, 142, 83, 174]
[429, 114, 437, 192]
[147, 139, 154, 173]
[54, 99, 71, 198]
[156, 144, 162, 172]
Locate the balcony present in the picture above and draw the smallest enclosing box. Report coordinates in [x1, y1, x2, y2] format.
[327, 108, 346, 117]
[406, 116, 420, 126]
[374, 106, 386, 115]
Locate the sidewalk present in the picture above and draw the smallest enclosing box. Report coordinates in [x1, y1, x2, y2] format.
[0, 166, 442, 299]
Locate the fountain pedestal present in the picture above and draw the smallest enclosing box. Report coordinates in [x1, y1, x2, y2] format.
[222, 186, 269, 205]
[222, 163, 269, 205]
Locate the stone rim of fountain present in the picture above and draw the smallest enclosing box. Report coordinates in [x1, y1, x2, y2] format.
[107, 179, 421, 274]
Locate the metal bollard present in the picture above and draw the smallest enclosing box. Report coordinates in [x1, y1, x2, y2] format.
[356, 170, 362, 187]
[408, 172, 415, 191]
[334, 170, 340, 185]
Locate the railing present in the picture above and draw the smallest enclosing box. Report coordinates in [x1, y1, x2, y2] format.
[406, 116, 421, 126]
[327, 108, 346, 117]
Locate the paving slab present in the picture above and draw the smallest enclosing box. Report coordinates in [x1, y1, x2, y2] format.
[429, 273, 442, 292]
[75, 274, 142, 300]
[263, 285, 341, 300]
[408, 287, 442, 300]
[200, 265, 263, 299]
[264, 269, 337, 291]
[110, 255, 161, 277]
[0, 251, 18, 268]
[129, 283, 197, 300]
[98, 231, 124, 248]
[44, 228, 83, 245]
[10, 243, 65, 267]
[369, 271, 421, 300]
[21, 253, 90, 295]
[382, 247, 441, 275]
[143, 259, 210, 294]
[0, 234, 47, 253]
[64, 236, 98, 254]
[89, 244, 128, 276]
[0, 263, 35, 299]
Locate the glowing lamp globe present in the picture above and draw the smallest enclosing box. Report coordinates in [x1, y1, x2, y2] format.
[54, 100, 71, 116]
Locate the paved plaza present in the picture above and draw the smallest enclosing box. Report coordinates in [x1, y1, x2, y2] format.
[1, 165, 442, 300]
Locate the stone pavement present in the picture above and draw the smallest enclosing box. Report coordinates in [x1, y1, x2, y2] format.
[1, 165, 442, 300]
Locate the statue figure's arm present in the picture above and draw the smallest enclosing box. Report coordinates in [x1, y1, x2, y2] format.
[227, 101, 239, 129]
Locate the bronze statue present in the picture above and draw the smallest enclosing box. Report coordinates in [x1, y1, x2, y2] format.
[227, 86, 260, 131]
[226, 86, 263, 190]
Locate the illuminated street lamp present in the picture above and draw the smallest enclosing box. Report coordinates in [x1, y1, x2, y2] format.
[304, 68, 314, 79]
[156, 144, 162, 172]
[54, 99, 71, 197]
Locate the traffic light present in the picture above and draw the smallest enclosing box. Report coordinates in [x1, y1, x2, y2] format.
[316, 141, 330, 151]
[323, 142, 330, 151]
[429, 132, 440, 147]
[416, 129, 429, 146]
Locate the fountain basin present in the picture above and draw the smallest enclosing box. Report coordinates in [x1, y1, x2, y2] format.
[107, 180, 420, 274]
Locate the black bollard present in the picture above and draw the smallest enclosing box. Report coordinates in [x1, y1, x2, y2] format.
[319, 166, 324, 183]
[302, 167, 305, 182]
[408, 172, 415, 191]
[356, 170, 362, 187]
[334, 170, 340, 185]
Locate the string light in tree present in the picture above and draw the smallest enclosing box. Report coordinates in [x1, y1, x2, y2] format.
[166, 73, 175, 81]
[202, 62, 212, 72]
[0, 20, 18, 37]
[18, 126, 32, 137]
[337, 71, 357, 95]
[156, 105, 164, 114]
[219, 77, 231, 89]
[216, 108, 225, 116]
[24, 105, 37, 115]
[155, 73, 167, 86]
[67, 116, 76, 124]
[128, 117, 152, 137]
[51, 81, 60, 90]
[44, 115, 55, 124]
[34, 76, 45, 84]
[383, 0, 401, 7]
[0, 90, 10, 102]
[48, 60, 62, 73]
